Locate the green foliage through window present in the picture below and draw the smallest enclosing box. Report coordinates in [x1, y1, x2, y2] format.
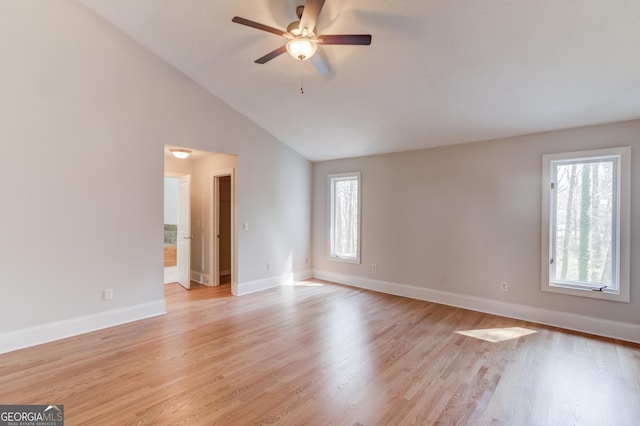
[551, 158, 615, 287]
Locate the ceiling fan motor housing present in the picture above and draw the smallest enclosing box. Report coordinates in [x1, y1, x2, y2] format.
[287, 20, 302, 35]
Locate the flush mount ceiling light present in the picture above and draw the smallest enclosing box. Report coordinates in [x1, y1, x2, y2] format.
[170, 149, 191, 159]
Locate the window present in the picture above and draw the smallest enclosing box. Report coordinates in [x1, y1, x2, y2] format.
[329, 172, 361, 263]
[541, 147, 630, 302]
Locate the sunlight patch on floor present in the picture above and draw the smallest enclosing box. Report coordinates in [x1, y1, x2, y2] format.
[283, 280, 325, 287]
[455, 327, 537, 343]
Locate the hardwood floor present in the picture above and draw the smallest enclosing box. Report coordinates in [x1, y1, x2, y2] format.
[1, 281, 638, 425]
[163, 245, 177, 267]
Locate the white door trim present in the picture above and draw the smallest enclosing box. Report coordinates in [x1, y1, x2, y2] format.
[210, 169, 236, 294]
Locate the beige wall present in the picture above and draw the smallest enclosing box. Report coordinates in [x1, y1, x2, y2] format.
[0, 1, 311, 350]
[164, 156, 194, 176]
[312, 120, 640, 327]
[191, 154, 237, 282]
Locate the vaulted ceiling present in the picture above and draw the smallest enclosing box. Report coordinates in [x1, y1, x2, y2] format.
[78, 0, 640, 161]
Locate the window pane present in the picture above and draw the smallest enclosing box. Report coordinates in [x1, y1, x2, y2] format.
[552, 159, 614, 287]
[333, 177, 358, 259]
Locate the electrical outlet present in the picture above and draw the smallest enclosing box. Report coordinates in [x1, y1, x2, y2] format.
[267, 262, 272, 272]
[500, 282, 508, 291]
[103, 288, 113, 300]
[440, 275, 447, 284]
[243, 222, 249, 231]
[305, 258, 309, 265]
[371, 264, 377, 272]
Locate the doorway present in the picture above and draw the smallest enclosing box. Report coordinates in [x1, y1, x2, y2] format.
[217, 175, 232, 285]
[211, 169, 234, 289]
[163, 174, 191, 289]
[164, 146, 238, 295]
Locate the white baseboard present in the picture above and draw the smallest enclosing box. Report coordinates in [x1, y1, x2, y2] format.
[237, 269, 313, 296]
[0, 300, 167, 354]
[237, 276, 281, 295]
[191, 270, 211, 285]
[220, 269, 231, 276]
[312, 270, 640, 344]
[294, 269, 313, 281]
[164, 270, 177, 284]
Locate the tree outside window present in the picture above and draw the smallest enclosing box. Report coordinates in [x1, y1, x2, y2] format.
[329, 172, 361, 263]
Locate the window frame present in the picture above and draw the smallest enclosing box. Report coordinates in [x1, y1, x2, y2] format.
[328, 172, 361, 264]
[541, 146, 631, 302]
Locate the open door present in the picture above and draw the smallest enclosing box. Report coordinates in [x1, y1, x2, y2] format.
[177, 175, 191, 289]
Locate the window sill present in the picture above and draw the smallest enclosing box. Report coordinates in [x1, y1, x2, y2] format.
[542, 283, 629, 303]
[328, 255, 360, 264]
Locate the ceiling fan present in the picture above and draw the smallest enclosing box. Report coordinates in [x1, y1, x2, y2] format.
[232, 0, 372, 74]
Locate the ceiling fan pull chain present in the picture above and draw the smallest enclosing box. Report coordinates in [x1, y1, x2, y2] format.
[300, 59, 305, 94]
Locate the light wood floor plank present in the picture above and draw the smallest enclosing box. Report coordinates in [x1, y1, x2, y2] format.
[1, 280, 638, 425]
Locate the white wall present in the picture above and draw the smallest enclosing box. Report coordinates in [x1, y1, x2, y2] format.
[312, 120, 640, 341]
[163, 177, 178, 225]
[0, 1, 311, 352]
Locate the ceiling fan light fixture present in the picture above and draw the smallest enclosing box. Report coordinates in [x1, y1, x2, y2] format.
[286, 37, 317, 60]
[170, 148, 191, 159]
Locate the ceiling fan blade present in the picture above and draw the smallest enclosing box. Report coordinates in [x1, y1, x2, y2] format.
[318, 34, 372, 45]
[310, 51, 331, 75]
[232, 16, 287, 37]
[255, 46, 287, 64]
[299, 0, 325, 33]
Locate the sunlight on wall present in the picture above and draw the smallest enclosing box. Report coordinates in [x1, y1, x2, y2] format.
[455, 327, 537, 343]
[279, 252, 323, 286]
[281, 251, 294, 284]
